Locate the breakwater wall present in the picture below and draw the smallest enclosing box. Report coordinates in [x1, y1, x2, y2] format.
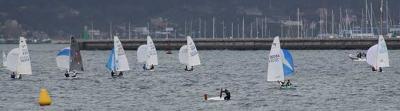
[79, 38, 400, 50]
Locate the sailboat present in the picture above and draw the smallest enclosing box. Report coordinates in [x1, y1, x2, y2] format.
[106, 36, 130, 77]
[6, 37, 32, 79]
[2, 50, 6, 68]
[137, 36, 158, 71]
[366, 35, 389, 72]
[65, 37, 84, 78]
[179, 36, 200, 71]
[267, 36, 295, 89]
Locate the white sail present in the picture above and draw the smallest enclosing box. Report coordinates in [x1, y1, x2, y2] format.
[6, 48, 19, 72]
[137, 45, 148, 63]
[2, 51, 6, 67]
[366, 36, 390, 68]
[179, 45, 189, 65]
[366, 44, 378, 67]
[267, 36, 284, 81]
[56, 47, 70, 71]
[146, 36, 158, 66]
[114, 36, 130, 71]
[186, 36, 201, 66]
[16, 37, 32, 75]
[377, 35, 389, 67]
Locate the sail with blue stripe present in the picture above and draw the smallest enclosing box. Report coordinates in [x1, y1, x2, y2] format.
[56, 47, 70, 70]
[281, 49, 294, 77]
[57, 48, 70, 56]
[106, 48, 116, 71]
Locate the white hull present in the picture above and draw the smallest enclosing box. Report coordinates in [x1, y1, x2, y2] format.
[348, 54, 366, 61]
[207, 96, 224, 101]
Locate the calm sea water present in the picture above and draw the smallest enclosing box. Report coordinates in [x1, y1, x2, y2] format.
[0, 44, 400, 111]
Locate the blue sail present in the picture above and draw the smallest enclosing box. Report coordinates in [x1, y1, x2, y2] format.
[106, 48, 115, 71]
[282, 49, 294, 77]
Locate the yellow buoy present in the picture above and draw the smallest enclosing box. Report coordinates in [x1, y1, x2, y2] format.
[38, 88, 52, 106]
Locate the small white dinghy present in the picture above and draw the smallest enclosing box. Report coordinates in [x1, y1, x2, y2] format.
[6, 37, 32, 79]
[106, 36, 130, 77]
[137, 36, 158, 71]
[267, 36, 295, 89]
[366, 35, 389, 72]
[204, 89, 226, 101]
[179, 36, 200, 71]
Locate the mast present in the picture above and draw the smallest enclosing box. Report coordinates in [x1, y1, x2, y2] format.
[242, 17, 245, 39]
[297, 8, 300, 38]
[365, 0, 369, 34]
[184, 20, 187, 36]
[339, 7, 342, 37]
[370, 3, 374, 35]
[264, 16, 267, 38]
[190, 20, 193, 37]
[331, 10, 334, 36]
[385, 0, 389, 35]
[380, 0, 383, 35]
[237, 23, 240, 38]
[222, 20, 225, 39]
[256, 18, 259, 38]
[199, 18, 202, 38]
[212, 17, 215, 39]
[109, 22, 113, 40]
[204, 20, 207, 38]
[261, 17, 264, 38]
[250, 22, 253, 38]
[231, 22, 234, 38]
[128, 21, 131, 40]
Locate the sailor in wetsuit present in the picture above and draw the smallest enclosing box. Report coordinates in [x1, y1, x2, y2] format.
[118, 71, 123, 76]
[285, 79, 292, 87]
[357, 52, 362, 58]
[143, 64, 155, 70]
[278, 81, 285, 87]
[111, 71, 116, 77]
[372, 67, 383, 72]
[185, 66, 194, 71]
[10, 72, 16, 79]
[65, 71, 69, 77]
[221, 89, 231, 100]
[149, 64, 154, 70]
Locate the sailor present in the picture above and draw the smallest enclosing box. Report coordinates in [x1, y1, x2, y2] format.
[357, 52, 362, 58]
[71, 73, 77, 78]
[372, 67, 377, 71]
[143, 64, 146, 70]
[285, 80, 292, 87]
[378, 67, 383, 72]
[221, 89, 231, 100]
[118, 72, 123, 76]
[65, 71, 70, 77]
[111, 71, 116, 77]
[185, 66, 194, 71]
[149, 64, 154, 70]
[10, 72, 16, 79]
[184, 66, 188, 71]
[278, 81, 285, 87]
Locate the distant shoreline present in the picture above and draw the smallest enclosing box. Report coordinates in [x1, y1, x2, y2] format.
[78, 38, 400, 50]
